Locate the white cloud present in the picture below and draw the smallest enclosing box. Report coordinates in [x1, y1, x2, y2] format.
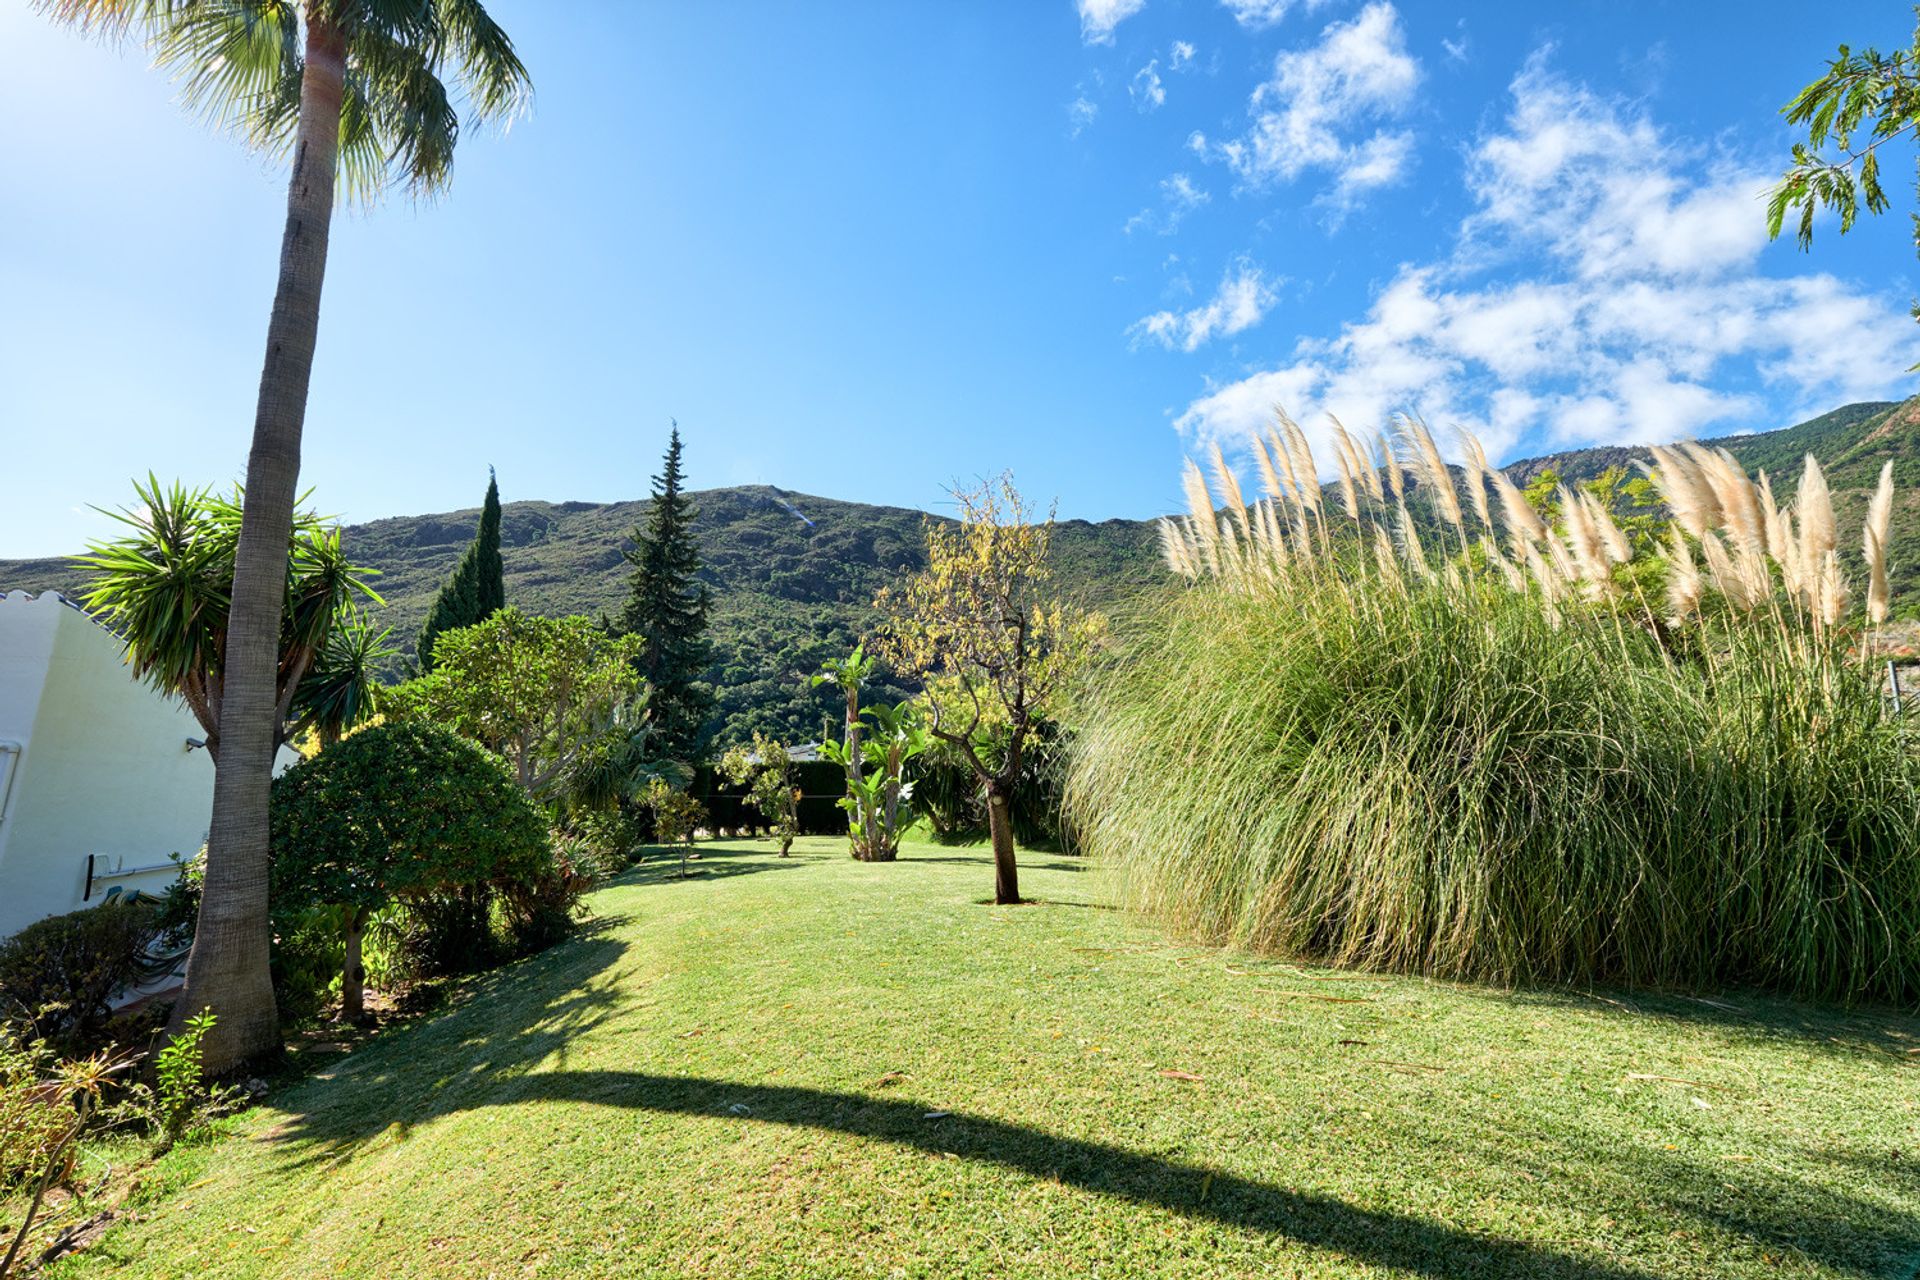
[1170, 39, 1197, 70]
[1079, 0, 1146, 45]
[1173, 60, 1916, 466]
[1068, 95, 1099, 138]
[1220, 0, 1317, 30]
[1131, 59, 1167, 111]
[1125, 172, 1211, 235]
[1206, 2, 1421, 205]
[1131, 262, 1279, 351]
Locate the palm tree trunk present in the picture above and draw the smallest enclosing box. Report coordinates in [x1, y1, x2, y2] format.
[169, 15, 347, 1075]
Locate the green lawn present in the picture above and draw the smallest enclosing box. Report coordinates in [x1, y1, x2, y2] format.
[47, 838, 1920, 1279]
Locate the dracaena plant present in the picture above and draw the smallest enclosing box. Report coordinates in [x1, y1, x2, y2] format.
[77, 476, 382, 761]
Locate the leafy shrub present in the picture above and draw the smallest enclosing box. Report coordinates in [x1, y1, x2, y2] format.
[0, 902, 164, 1056]
[271, 722, 556, 1008]
[0, 1024, 65, 1191]
[564, 806, 648, 867]
[108, 1011, 240, 1154]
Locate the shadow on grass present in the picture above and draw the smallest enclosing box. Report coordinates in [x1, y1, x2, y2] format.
[610, 845, 817, 888]
[238, 896, 1915, 1280]
[260, 1002, 1823, 1280]
[1504, 984, 1920, 1060]
[905, 854, 1088, 874]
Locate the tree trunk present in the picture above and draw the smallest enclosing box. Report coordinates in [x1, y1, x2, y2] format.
[339, 904, 365, 1024]
[987, 782, 1020, 904]
[168, 17, 346, 1075]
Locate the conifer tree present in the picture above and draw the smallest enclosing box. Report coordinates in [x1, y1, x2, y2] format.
[417, 471, 506, 671]
[620, 426, 714, 760]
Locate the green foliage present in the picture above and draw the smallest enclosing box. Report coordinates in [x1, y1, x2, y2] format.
[0, 902, 164, 1058]
[9, 484, 1160, 750]
[1071, 567, 1920, 1004]
[718, 734, 802, 855]
[912, 720, 1077, 848]
[641, 778, 707, 879]
[290, 605, 394, 749]
[73, 477, 381, 755]
[0, 1025, 132, 1275]
[1769, 21, 1920, 250]
[385, 608, 645, 798]
[416, 473, 506, 672]
[0, 1024, 66, 1191]
[620, 427, 716, 760]
[271, 722, 551, 915]
[107, 1011, 241, 1155]
[42, 0, 532, 204]
[269, 722, 555, 1006]
[1769, 19, 1920, 356]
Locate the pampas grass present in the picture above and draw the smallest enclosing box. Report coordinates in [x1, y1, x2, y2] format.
[1094, 414, 1920, 1004]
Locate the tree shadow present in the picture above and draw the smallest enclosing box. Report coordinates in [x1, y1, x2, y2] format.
[1501, 984, 1920, 1060]
[610, 846, 816, 888]
[904, 854, 1087, 874]
[1391, 1105, 1920, 1277]
[233, 911, 1920, 1279]
[265, 1056, 1684, 1279]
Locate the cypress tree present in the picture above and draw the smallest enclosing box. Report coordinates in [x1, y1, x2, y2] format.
[620, 426, 714, 760]
[417, 471, 506, 671]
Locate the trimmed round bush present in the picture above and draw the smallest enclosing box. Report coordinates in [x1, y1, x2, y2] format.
[271, 722, 556, 1006]
[271, 721, 552, 906]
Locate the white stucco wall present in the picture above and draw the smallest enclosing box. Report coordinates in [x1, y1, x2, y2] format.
[0, 592, 220, 937]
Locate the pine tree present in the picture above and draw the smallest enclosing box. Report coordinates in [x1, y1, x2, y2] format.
[620, 426, 714, 760]
[417, 471, 507, 671]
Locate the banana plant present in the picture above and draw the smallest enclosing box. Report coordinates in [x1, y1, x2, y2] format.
[864, 701, 928, 858]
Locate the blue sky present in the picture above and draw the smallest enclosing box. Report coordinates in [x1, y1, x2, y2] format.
[2, 1, 1917, 557]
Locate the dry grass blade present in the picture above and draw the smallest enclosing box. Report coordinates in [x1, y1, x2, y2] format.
[1489, 466, 1547, 543]
[1797, 453, 1837, 587]
[1645, 446, 1717, 540]
[1330, 428, 1362, 521]
[1866, 459, 1894, 624]
[1665, 527, 1701, 623]
[1402, 416, 1463, 533]
[1208, 442, 1251, 548]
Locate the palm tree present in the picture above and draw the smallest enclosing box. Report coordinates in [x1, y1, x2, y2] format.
[40, 0, 530, 1072]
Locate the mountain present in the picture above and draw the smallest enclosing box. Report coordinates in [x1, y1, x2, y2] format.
[0, 486, 1163, 747]
[7, 397, 1918, 744]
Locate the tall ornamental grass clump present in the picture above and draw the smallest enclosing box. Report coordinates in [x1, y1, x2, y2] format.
[1068, 414, 1920, 1003]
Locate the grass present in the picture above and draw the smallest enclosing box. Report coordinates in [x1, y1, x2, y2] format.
[22, 838, 1916, 1279]
[1071, 425, 1920, 1003]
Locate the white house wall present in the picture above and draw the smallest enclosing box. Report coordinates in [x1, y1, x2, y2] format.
[0, 592, 218, 937]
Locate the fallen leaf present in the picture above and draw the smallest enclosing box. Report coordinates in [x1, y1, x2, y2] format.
[1158, 1069, 1203, 1082]
[871, 1071, 909, 1089]
[924, 1110, 951, 1120]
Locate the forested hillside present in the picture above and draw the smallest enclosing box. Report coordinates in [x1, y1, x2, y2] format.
[0, 486, 1162, 745]
[7, 397, 1917, 744]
